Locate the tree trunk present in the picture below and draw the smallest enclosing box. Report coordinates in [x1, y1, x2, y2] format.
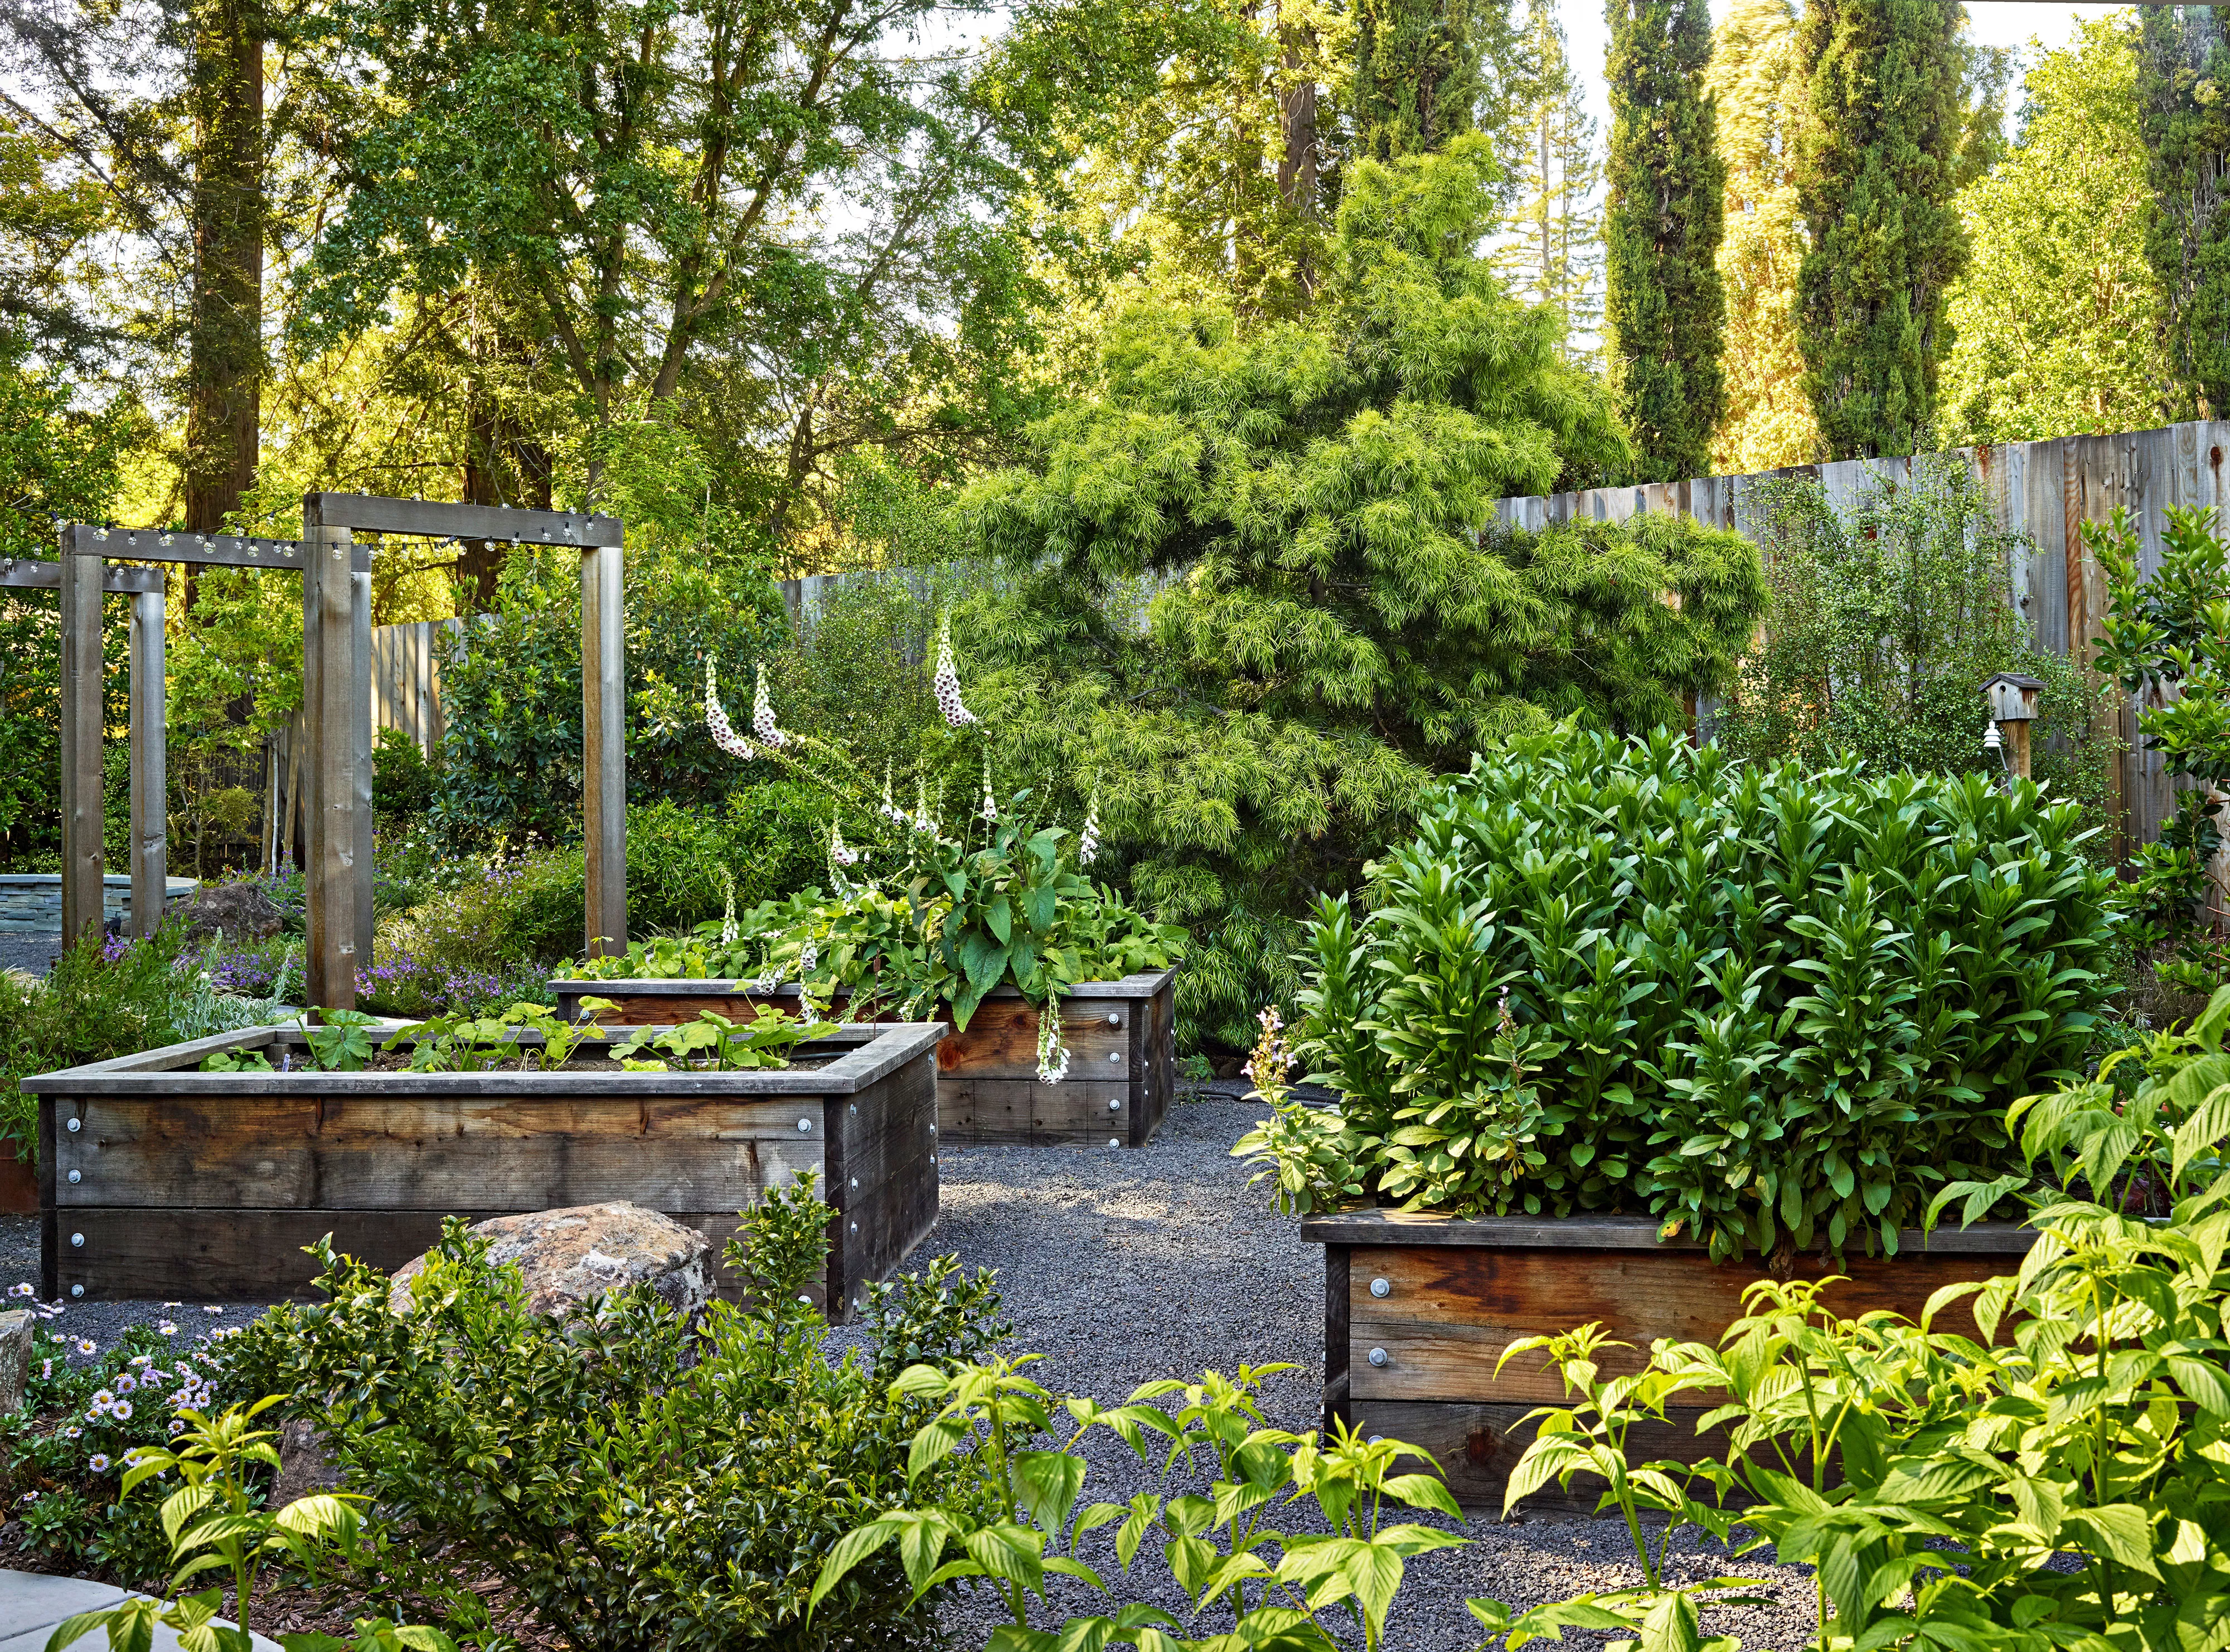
[181, 0, 264, 543]
[1277, 15, 1318, 215]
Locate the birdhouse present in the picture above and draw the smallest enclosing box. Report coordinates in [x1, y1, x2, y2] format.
[1983, 672, 2044, 723]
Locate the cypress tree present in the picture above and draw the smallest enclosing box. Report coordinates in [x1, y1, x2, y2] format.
[2137, 7, 2230, 418]
[1351, 0, 1489, 159]
[1794, 0, 1968, 459]
[1602, 0, 1725, 483]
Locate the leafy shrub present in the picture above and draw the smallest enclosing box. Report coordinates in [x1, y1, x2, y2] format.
[1468, 985, 2230, 1650]
[0, 1314, 251, 1585]
[1716, 454, 2118, 832]
[2092, 505, 2230, 980]
[1243, 727, 2124, 1259]
[815, 1361, 1466, 1651]
[232, 1176, 1006, 1652]
[430, 547, 787, 847]
[625, 791, 826, 933]
[371, 727, 435, 820]
[0, 929, 296, 1156]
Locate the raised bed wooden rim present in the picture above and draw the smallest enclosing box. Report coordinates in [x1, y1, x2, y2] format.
[549, 967, 1176, 1004]
[21, 1021, 946, 1097]
[1301, 1208, 2037, 1256]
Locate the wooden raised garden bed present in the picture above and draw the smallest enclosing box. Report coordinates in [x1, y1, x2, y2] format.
[550, 971, 1177, 1148]
[1304, 1208, 2038, 1514]
[27, 1021, 943, 1319]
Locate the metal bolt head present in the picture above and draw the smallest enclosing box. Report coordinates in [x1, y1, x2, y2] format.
[1367, 1347, 1389, 1368]
[1370, 1277, 1390, 1299]
[1108, 1052, 1121, 1064]
[797, 1117, 812, 1133]
[1108, 1137, 1120, 1149]
[69, 1233, 83, 1248]
[850, 1177, 859, 1189]
[70, 1285, 82, 1299]
[1107, 1012, 1121, 1027]
[66, 1169, 80, 1185]
[65, 1117, 80, 1133]
[850, 1220, 858, 1232]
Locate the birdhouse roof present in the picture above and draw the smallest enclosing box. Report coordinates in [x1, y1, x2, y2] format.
[1982, 671, 2046, 691]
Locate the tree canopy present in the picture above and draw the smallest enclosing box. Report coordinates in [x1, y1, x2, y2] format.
[957, 142, 1762, 1044]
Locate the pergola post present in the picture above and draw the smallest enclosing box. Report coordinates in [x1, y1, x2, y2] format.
[582, 541, 625, 958]
[303, 523, 361, 1011]
[352, 560, 374, 969]
[128, 587, 167, 939]
[57, 543, 104, 943]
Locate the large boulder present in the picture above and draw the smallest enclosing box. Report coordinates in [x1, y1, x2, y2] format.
[176, 880, 288, 946]
[389, 1203, 712, 1319]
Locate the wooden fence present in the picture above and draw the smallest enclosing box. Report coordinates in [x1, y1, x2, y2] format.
[1493, 420, 2230, 869]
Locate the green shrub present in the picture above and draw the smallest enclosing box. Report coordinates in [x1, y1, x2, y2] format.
[0, 1318, 253, 1586]
[626, 790, 826, 934]
[1466, 986, 2230, 1650]
[1242, 726, 2124, 1259]
[0, 928, 295, 1156]
[719, 784, 835, 909]
[371, 726, 435, 820]
[233, 1176, 1005, 1652]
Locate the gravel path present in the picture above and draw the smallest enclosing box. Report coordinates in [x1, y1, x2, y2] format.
[0, 936, 62, 978]
[0, 1099, 1829, 1649]
[912, 1099, 1827, 1651]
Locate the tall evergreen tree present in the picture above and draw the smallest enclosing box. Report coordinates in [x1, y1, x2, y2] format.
[1351, 0, 1491, 159]
[2137, 7, 2230, 418]
[1706, 0, 1819, 471]
[1493, 0, 1603, 366]
[1602, 0, 1725, 482]
[1793, 0, 1971, 459]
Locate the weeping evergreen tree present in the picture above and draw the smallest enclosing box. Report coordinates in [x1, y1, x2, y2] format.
[2138, 7, 2230, 418]
[956, 141, 1766, 1048]
[1795, 0, 1970, 459]
[1602, 0, 1726, 482]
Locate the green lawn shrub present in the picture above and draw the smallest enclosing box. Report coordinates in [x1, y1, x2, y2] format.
[232, 1178, 1004, 1652]
[1242, 726, 2124, 1259]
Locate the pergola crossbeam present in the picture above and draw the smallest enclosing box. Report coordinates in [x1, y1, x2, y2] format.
[60, 525, 369, 573]
[303, 494, 622, 548]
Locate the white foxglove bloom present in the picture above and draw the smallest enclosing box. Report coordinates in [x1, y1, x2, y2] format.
[980, 753, 998, 823]
[830, 816, 861, 868]
[799, 939, 818, 976]
[880, 762, 907, 825]
[1078, 791, 1100, 867]
[752, 662, 788, 747]
[933, 615, 977, 727]
[913, 777, 933, 834]
[704, 660, 757, 759]
[719, 866, 739, 946]
[1035, 1003, 1070, 1084]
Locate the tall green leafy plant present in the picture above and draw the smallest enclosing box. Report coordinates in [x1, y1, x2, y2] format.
[2090, 503, 2230, 976]
[1717, 453, 2118, 830]
[1242, 728, 2123, 1258]
[1472, 985, 2230, 1650]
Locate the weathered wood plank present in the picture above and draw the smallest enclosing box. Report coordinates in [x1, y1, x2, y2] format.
[305, 493, 622, 548]
[128, 587, 167, 941]
[54, 1093, 828, 1209]
[61, 524, 370, 571]
[582, 541, 626, 957]
[58, 544, 101, 943]
[303, 525, 359, 1011]
[1344, 1242, 2029, 1406]
[1301, 1209, 2034, 1252]
[0, 559, 163, 593]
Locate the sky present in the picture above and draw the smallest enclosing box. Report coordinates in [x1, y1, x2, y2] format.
[1563, 2, 2126, 149]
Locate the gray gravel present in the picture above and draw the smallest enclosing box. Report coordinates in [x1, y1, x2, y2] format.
[911, 1099, 1828, 1651]
[0, 936, 62, 978]
[0, 1101, 1830, 1648]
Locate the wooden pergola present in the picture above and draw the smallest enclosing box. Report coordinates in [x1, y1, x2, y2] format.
[56, 494, 627, 1012]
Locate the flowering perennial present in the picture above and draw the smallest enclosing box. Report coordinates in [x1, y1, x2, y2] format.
[1078, 790, 1100, 868]
[1035, 1003, 1070, 1084]
[933, 614, 977, 727]
[704, 658, 757, 760]
[752, 661, 788, 747]
[830, 817, 861, 869]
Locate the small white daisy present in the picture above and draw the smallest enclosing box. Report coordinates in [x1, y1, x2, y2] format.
[202, 1306, 223, 1316]
[113, 1374, 136, 1394]
[88, 1454, 109, 1472]
[64, 1426, 80, 1439]
[167, 1421, 183, 1436]
[109, 1400, 131, 1421]
[8, 1282, 30, 1298]
[127, 1355, 151, 1369]
[162, 1302, 179, 1310]
[157, 1322, 176, 1336]
[73, 1338, 94, 1355]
